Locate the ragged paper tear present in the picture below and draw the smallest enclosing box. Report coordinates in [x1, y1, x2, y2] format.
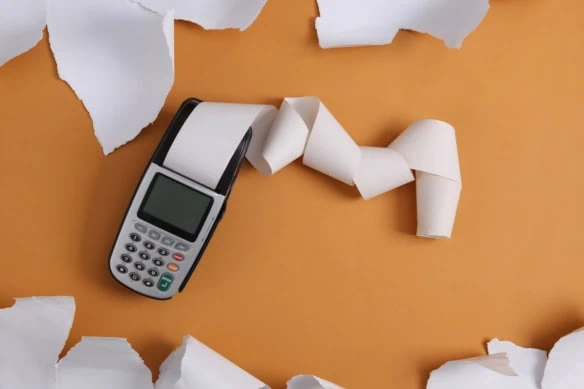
[315, 0, 491, 49]
[165, 97, 461, 238]
[156, 335, 268, 389]
[0, 296, 343, 389]
[287, 375, 345, 389]
[57, 337, 154, 389]
[0, 0, 47, 67]
[47, 0, 175, 154]
[0, 296, 75, 389]
[136, 0, 267, 30]
[427, 329, 584, 389]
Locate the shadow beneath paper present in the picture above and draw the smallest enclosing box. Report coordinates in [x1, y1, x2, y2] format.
[79, 108, 176, 295]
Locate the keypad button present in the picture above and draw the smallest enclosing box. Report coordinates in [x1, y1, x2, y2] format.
[135, 223, 147, 233]
[129, 272, 141, 281]
[161, 236, 175, 246]
[147, 268, 159, 277]
[172, 253, 184, 262]
[158, 248, 169, 256]
[175, 242, 190, 251]
[167, 263, 179, 272]
[148, 230, 161, 241]
[143, 279, 154, 288]
[144, 241, 155, 250]
[125, 243, 137, 253]
[138, 251, 150, 260]
[120, 254, 132, 263]
[129, 233, 141, 242]
[153, 258, 164, 267]
[116, 264, 128, 274]
[157, 273, 174, 292]
[134, 262, 145, 271]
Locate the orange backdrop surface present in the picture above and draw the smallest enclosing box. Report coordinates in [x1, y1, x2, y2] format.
[1, 1, 584, 388]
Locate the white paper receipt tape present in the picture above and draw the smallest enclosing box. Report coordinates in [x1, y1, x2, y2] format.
[164, 97, 462, 239]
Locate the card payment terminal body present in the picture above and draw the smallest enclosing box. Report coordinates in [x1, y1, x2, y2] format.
[108, 98, 251, 299]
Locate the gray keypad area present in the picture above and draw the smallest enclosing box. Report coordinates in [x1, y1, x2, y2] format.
[114, 222, 191, 292]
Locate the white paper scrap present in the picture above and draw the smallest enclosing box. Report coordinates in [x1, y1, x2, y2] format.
[0, 296, 75, 389]
[427, 354, 531, 389]
[136, 0, 267, 30]
[156, 335, 268, 389]
[0, 0, 47, 67]
[428, 330, 584, 389]
[541, 328, 584, 389]
[287, 375, 345, 389]
[487, 339, 547, 387]
[47, 0, 175, 154]
[57, 337, 154, 389]
[315, 0, 490, 49]
[389, 119, 462, 239]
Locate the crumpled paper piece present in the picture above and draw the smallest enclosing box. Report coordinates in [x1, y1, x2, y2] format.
[136, 0, 267, 30]
[0, 296, 342, 389]
[0, 0, 47, 66]
[427, 329, 584, 389]
[315, 0, 491, 49]
[46, 0, 175, 154]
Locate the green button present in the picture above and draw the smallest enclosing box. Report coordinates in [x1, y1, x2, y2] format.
[157, 273, 174, 292]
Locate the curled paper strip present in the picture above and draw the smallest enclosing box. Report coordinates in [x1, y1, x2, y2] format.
[0, 0, 47, 66]
[428, 331, 584, 389]
[165, 97, 462, 239]
[136, 0, 267, 30]
[0, 296, 343, 389]
[315, 0, 491, 49]
[47, 0, 175, 154]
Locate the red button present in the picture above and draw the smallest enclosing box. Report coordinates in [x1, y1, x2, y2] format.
[172, 253, 184, 261]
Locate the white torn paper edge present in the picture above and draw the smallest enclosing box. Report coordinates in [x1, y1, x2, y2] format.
[427, 330, 584, 389]
[57, 337, 154, 389]
[156, 335, 268, 389]
[288, 375, 345, 389]
[0, 0, 47, 67]
[164, 97, 461, 238]
[135, 0, 267, 30]
[46, 0, 175, 154]
[315, 0, 491, 49]
[0, 296, 343, 389]
[0, 296, 75, 389]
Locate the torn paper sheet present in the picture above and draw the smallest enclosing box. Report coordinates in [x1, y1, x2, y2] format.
[57, 337, 154, 389]
[0, 0, 47, 67]
[47, 0, 174, 154]
[315, 0, 490, 49]
[541, 328, 584, 388]
[288, 375, 345, 389]
[0, 296, 75, 389]
[136, 0, 267, 30]
[1, 296, 346, 389]
[427, 329, 584, 389]
[156, 335, 268, 389]
[164, 97, 461, 238]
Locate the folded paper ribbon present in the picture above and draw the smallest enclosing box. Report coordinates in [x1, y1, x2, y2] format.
[165, 97, 462, 239]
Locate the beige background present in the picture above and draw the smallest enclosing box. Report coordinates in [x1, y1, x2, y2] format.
[1, 1, 583, 388]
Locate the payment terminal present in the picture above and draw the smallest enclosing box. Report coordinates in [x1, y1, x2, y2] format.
[108, 98, 251, 300]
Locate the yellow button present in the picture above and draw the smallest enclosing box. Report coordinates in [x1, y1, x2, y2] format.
[167, 263, 179, 272]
